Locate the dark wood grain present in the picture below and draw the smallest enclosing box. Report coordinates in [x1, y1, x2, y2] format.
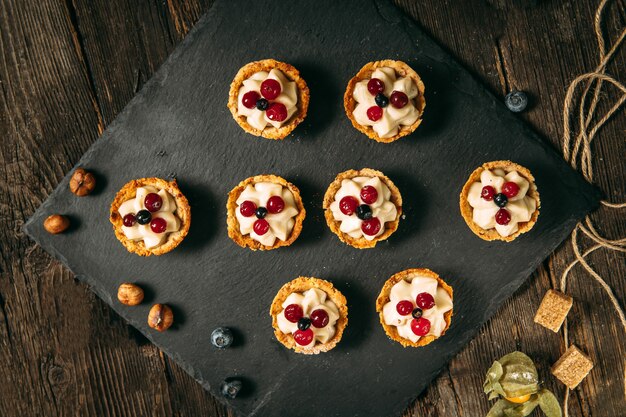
[1, 0, 624, 416]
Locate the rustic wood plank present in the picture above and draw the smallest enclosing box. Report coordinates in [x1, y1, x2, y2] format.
[0, 0, 623, 416]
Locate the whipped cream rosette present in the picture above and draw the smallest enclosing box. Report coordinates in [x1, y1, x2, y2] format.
[227, 175, 305, 250]
[270, 277, 348, 354]
[228, 59, 309, 140]
[323, 168, 402, 249]
[109, 178, 190, 256]
[344, 60, 425, 143]
[460, 161, 540, 242]
[376, 268, 453, 348]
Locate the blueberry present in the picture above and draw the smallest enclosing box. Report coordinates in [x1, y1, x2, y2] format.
[136, 209, 151, 225]
[220, 379, 242, 399]
[211, 327, 233, 349]
[356, 204, 372, 220]
[375, 93, 389, 108]
[494, 193, 508, 207]
[505, 91, 528, 113]
[297, 317, 311, 331]
[412, 308, 423, 319]
[255, 207, 268, 219]
[255, 98, 269, 111]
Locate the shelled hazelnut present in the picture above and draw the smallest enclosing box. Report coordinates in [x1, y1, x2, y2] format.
[148, 304, 173, 332]
[69, 167, 96, 196]
[44, 214, 70, 234]
[117, 283, 144, 306]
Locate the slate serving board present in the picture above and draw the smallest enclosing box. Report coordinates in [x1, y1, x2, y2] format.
[24, 0, 601, 416]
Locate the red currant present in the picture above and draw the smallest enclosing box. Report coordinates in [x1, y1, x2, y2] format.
[367, 106, 383, 122]
[242, 91, 260, 109]
[266, 102, 288, 122]
[294, 328, 314, 346]
[284, 304, 303, 323]
[122, 213, 136, 227]
[339, 196, 359, 216]
[260, 79, 281, 100]
[361, 217, 381, 236]
[360, 185, 378, 204]
[390, 91, 409, 108]
[411, 317, 431, 336]
[481, 185, 496, 201]
[239, 200, 257, 217]
[367, 78, 385, 95]
[310, 309, 329, 328]
[150, 217, 167, 234]
[266, 196, 285, 214]
[495, 208, 511, 225]
[416, 292, 435, 309]
[396, 300, 413, 316]
[144, 193, 163, 212]
[502, 181, 520, 198]
[253, 219, 270, 235]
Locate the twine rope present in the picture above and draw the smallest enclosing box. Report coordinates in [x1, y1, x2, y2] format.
[558, 0, 626, 415]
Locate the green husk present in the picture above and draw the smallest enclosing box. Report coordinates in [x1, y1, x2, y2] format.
[483, 352, 561, 417]
[538, 389, 562, 417]
[484, 352, 539, 399]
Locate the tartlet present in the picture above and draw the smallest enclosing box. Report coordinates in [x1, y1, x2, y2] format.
[323, 168, 402, 249]
[270, 277, 348, 354]
[460, 160, 540, 242]
[376, 268, 453, 348]
[226, 174, 305, 250]
[227, 59, 310, 140]
[109, 177, 191, 256]
[344, 60, 425, 143]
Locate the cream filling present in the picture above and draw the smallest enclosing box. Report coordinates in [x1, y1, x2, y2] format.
[329, 176, 397, 241]
[467, 169, 536, 237]
[276, 288, 340, 349]
[235, 182, 299, 247]
[118, 186, 181, 249]
[352, 67, 420, 139]
[237, 69, 298, 130]
[382, 274, 453, 343]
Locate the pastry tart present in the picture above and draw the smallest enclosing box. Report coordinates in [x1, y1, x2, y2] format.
[344, 60, 425, 143]
[228, 59, 309, 140]
[110, 177, 190, 256]
[270, 277, 348, 354]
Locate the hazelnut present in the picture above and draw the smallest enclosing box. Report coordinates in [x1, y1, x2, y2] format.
[44, 214, 70, 234]
[69, 168, 96, 196]
[148, 304, 173, 332]
[117, 283, 144, 306]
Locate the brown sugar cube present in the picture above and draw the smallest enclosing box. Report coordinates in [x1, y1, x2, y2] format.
[534, 289, 573, 332]
[551, 345, 594, 389]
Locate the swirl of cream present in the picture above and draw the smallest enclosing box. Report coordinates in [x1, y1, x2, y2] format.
[276, 288, 340, 349]
[382, 274, 453, 343]
[235, 182, 299, 247]
[329, 176, 397, 240]
[352, 67, 420, 138]
[118, 186, 181, 249]
[467, 169, 537, 237]
[237, 69, 298, 130]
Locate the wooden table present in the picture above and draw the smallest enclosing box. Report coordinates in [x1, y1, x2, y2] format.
[1, 1, 624, 416]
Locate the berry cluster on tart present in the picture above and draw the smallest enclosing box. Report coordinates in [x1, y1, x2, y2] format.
[460, 160, 540, 242]
[270, 277, 348, 354]
[109, 177, 191, 256]
[344, 60, 426, 143]
[323, 168, 403, 249]
[226, 174, 306, 250]
[228, 59, 310, 140]
[376, 268, 454, 348]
